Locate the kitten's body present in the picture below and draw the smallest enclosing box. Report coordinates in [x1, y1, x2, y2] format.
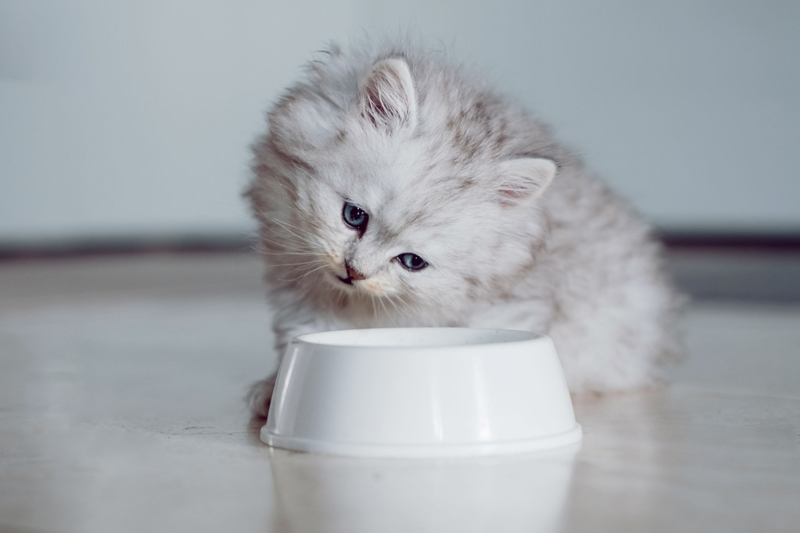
[247, 42, 679, 416]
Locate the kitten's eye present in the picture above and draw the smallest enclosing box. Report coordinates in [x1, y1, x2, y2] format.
[397, 253, 428, 271]
[343, 202, 368, 231]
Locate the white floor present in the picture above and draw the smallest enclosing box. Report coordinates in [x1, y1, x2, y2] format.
[1, 254, 798, 533]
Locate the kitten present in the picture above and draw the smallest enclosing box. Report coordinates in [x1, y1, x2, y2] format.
[246, 41, 680, 417]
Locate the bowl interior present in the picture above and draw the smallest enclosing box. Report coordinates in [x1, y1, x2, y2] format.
[295, 327, 535, 349]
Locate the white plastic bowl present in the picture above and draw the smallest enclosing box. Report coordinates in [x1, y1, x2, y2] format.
[260, 327, 581, 458]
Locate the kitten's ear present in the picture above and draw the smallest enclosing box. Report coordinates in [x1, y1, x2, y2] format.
[359, 58, 417, 133]
[497, 158, 557, 206]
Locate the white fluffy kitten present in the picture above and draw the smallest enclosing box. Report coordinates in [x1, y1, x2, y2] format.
[246, 42, 679, 417]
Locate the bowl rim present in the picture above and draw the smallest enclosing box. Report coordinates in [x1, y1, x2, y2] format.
[292, 327, 545, 351]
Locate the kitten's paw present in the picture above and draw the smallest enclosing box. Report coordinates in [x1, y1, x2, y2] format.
[247, 373, 277, 418]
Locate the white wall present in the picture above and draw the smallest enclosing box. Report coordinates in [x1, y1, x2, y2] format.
[1, 0, 799, 243]
[0, 0, 360, 242]
[369, 0, 800, 232]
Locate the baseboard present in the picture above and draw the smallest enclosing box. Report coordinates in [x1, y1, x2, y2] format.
[658, 231, 800, 251]
[0, 234, 255, 261]
[2, 231, 799, 261]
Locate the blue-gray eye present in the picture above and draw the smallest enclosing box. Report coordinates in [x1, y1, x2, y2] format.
[343, 202, 368, 230]
[397, 253, 427, 271]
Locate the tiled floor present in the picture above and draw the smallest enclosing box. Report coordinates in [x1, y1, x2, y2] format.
[1, 253, 798, 532]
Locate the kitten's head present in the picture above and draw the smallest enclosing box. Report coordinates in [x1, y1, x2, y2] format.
[249, 45, 560, 321]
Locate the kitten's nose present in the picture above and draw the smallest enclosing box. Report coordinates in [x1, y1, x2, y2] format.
[345, 261, 366, 281]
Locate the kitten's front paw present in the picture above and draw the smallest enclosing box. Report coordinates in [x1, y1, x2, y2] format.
[247, 373, 277, 418]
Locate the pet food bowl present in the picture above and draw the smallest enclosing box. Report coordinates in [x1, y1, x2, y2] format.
[260, 327, 581, 457]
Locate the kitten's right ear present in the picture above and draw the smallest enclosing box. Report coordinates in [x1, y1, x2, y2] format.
[358, 58, 417, 133]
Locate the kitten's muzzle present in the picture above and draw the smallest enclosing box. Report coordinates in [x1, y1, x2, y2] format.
[338, 261, 366, 285]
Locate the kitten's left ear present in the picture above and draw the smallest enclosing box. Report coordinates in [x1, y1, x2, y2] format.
[359, 58, 417, 133]
[497, 158, 557, 206]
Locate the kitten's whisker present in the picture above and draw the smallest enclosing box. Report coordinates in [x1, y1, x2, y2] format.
[293, 279, 317, 303]
[260, 211, 321, 244]
[376, 296, 397, 327]
[292, 263, 329, 278]
[337, 288, 347, 309]
[395, 298, 415, 323]
[370, 293, 379, 326]
[278, 263, 329, 283]
[261, 227, 317, 254]
[391, 294, 417, 323]
[384, 295, 410, 323]
[277, 259, 326, 267]
[255, 249, 314, 257]
[254, 235, 315, 253]
[256, 242, 316, 257]
[263, 231, 317, 252]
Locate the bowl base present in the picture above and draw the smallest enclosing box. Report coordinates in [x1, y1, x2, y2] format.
[260, 424, 582, 458]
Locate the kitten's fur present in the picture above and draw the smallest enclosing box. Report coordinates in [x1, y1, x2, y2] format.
[246, 41, 679, 417]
